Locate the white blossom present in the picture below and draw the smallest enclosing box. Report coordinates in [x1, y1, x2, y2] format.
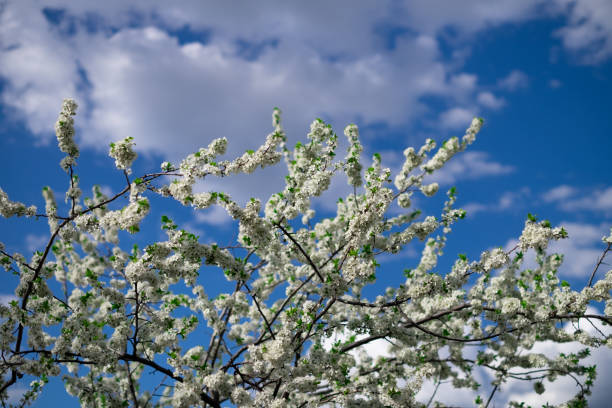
[420, 182, 439, 197]
[0, 100, 608, 408]
[54, 98, 79, 160]
[603, 227, 612, 244]
[480, 248, 509, 271]
[109, 136, 138, 174]
[0, 187, 36, 218]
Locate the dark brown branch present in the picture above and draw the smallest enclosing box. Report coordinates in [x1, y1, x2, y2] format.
[336, 295, 411, 308]
[245, 283, 275, 340]
[588, 242, 611, 287]
[275, 222, 324, 282]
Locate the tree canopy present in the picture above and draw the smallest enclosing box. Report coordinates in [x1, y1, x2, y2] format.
[1, 99, 611, 407]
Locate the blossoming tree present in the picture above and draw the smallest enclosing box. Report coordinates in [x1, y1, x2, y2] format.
[1, 99, 611, 407]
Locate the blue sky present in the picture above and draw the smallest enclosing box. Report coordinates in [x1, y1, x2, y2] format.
[1, 1, 611, 406]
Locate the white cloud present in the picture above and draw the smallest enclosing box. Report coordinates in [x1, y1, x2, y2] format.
[194, 205, 233, 226]
[25, 234, 49, 253]
[450, 73, 478, 91]
[438, 107, 477, 129]
[1, 1, 609, 159]
[394, 0, 549, 36]
[0, 0, 478, 163]
[0, 293, 17, 306]
[558, 186, 612, 215]
[463, 188, 530, 216]
[477, 91, 505, 109]
[554, 0, 612, 64]
[99, 185, 114, 198]
[426, 151, 514, 186]
[498, 69, 529, 91]
[462, 201, 488, 216]
[549, 78, 562, 88]
[549, 222, 608, 278]
[542, 184, 577, 202]
[0, 1, 608, 178]
[368, 0, 612, 66]
[4, 385, 27, 405]
[0, 4, 82, 139]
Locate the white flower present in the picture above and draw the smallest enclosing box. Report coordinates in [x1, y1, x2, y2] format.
[55, 98, 79, 159]
[231, 388, 252, 405]
[0, 187, 37, 218]
[501, 297, 521, 315]
[160, 161, 173, 172]
[99, 198, 150, 233]
[603, 227, 612, 244]
[202, 371, 233, 399]
[519, 221, 556, 251]
[420, 182, 439, 197]
[109, 137, 138, 174]
[480, 248, 509, 271]
[462, 117, 483, 145]
[344, 124, 363, 187]
[398, 193, 412, 208]
[421, 137, 460, 173]
[272, 107, 282, 129]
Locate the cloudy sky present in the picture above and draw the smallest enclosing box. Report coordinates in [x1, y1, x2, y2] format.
[1, 0, 611, 406]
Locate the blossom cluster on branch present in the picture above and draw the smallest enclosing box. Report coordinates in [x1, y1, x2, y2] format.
[0, 99, 610, 407]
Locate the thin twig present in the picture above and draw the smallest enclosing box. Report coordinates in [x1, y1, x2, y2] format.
[588, 242, 611, 287]
[484, 384, 498, 408]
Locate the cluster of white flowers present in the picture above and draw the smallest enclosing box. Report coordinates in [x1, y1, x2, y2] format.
[603, 227, 612, 244]
[264, 118, 336, 221]
[109, 136, 138, 174]
[0, 187, 36, 218]
[99, 198, 150, 234]
[420, 182, 439, 197]
[394, 147, 423, 190]
[519, 219, 566, 251]
[500, 297, 521, 315]
[480, 247, 510, 272]
[421, 136, 461, 173]
[224, 131, 283, 175]
[462, 117, 484, 145]
[54, 98, 79, 170]
[344, 124, 363, 187]
[0, 101, 609, 408]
